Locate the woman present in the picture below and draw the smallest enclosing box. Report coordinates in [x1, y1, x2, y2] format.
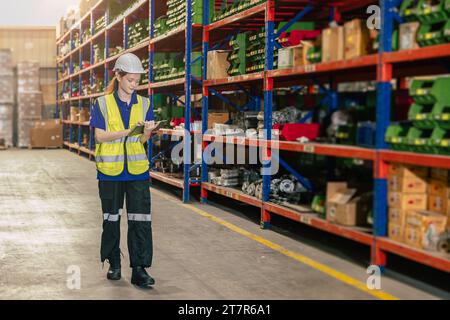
[90, 53, 157, 289]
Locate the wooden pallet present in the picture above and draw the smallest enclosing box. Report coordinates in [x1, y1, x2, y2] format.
[28, 145, 63, 150]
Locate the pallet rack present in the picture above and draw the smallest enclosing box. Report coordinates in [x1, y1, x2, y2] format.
[56, 0, 450, 273]
[200, 0, 450, 273]
[57, 0, 151, 160]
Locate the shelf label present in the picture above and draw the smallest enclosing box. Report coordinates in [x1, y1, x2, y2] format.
[300, 215, 311, 225]
[304, 145, 315, 153]
[304, 65, 316, 73]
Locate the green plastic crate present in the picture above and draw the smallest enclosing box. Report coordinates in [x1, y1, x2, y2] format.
[400, 0, 422, 21]
[430, 127, 450, 154]
[191, 52, 202, 78]
[410, 77, 450, 104]
[408, 103, 436, 129]
[417, 0, 448, 23]
[432, 102, 450, 129]
[385, 124, 411, 151]
[405, 127, 435, 153]
[417, 20, 448, 46]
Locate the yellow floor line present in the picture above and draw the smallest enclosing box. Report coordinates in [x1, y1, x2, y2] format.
[152, 188, 399, 300]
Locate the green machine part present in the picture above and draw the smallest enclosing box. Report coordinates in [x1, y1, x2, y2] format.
[311, 195, 326, 217]
[416, 0, 449, 24]
[374, 29, 399, 51]
[306, 46, 322, 64]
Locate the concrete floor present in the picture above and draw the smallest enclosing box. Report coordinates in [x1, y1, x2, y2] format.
[0, 149, 447, 300]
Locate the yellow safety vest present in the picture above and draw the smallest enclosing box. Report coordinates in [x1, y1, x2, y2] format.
[94, 93, 150, 176]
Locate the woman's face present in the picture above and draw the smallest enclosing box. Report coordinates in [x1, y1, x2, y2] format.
[118, 73, 140, 94]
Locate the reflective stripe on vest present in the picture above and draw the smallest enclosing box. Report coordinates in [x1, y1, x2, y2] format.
[94, 94, 150, 176]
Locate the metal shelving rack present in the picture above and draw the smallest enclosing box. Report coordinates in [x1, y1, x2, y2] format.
[56, 0, 450, 273]
[200, 0, 450, 273]
[57, 0, 151, 160]
[147, 0, 206, 202]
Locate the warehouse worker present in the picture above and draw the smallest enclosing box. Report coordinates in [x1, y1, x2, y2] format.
[90, 53, 156, 289]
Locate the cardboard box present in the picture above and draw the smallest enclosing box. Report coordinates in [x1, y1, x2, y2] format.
[326, 185, 372, 226]
[428, 194, 448, 215]
[399, 22, 420, 51]
[344, 19, 370, 60]
[388, 208, 407, 226]
[207, 50, 231, 80]
[388, 223, 404, 243]
[79, 108, 90, 122]
[387, 174, 427, 193]
[70, 107, 79, 122]
[388, 192, 427, 210]
[428, 179, 450, 198]
[278, 41, 314, 69]
[388, 164, 429, 179]
[431, 168, 449, 182]
[30, 120, 63, 148]
[321, 26, 344, 63]
[404, 225, 423, 249]
[208, 112, 230, 129]
[326, 182, 348, 201]
[404, 210, 448, 250]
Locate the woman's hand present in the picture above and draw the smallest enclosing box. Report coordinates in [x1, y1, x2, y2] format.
[144, 121, 157, 137]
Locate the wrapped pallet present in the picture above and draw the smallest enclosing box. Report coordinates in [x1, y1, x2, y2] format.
[17, 61, 40, 93]
[18, 91, 42, 147]
[0, 49, 14, 104]
[0, 103, 13, 147]
[0, 50, 14, 147]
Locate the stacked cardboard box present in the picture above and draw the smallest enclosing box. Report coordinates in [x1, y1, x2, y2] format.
[404, 210, 448, 250]
[387, 164, 428, 243]
[0, 50, 14, 147]
[30, 119, 62, 148]
[17, 61, 42, 147]
[428, 168, 450, 229]
[344, 19, 370, 60]
[325, 182, 372, 226]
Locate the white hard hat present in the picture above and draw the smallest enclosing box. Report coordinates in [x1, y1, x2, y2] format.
[113, 53, 146, 74]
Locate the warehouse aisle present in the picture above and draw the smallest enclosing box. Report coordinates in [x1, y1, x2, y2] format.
[0, 150, 445, 300]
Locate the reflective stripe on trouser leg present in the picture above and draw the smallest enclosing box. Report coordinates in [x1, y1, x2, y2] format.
[125, 180, 152, 268]
[99, 181, 125, 265]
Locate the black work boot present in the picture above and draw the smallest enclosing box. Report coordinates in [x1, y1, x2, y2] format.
[131, 266, 155, 288]
[106, 261, 121, 280]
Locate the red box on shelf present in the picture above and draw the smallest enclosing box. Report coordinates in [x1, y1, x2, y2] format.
[273, 123, 320, 142]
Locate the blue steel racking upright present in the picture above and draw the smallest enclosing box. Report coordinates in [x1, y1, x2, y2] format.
[148, 0, 204, 203]
[200, 0, 450, 273]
